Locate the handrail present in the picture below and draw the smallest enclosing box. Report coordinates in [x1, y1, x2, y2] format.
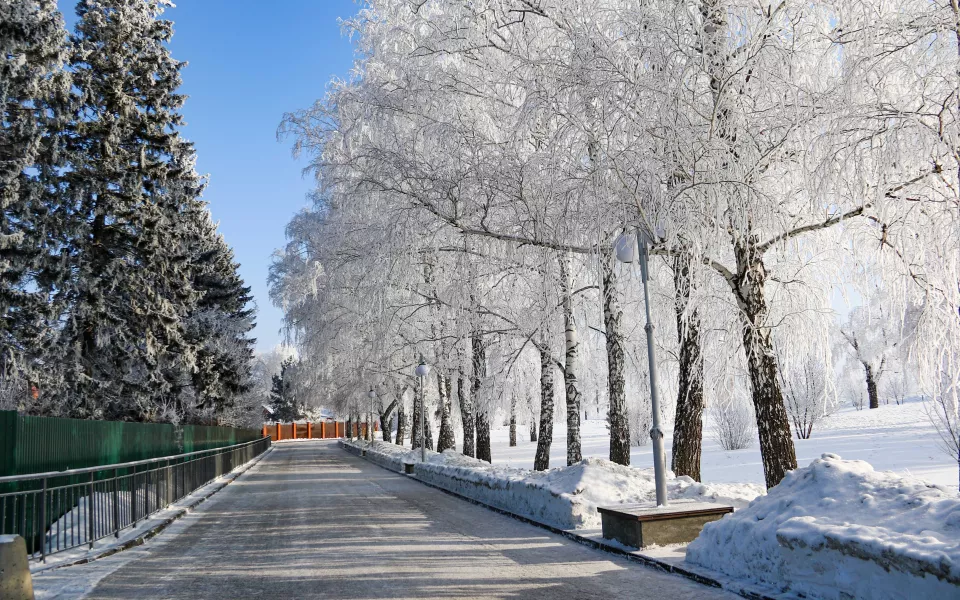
[0, 436, 270, 484]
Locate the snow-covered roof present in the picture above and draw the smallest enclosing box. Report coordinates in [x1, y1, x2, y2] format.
[261, 404, 274, 414]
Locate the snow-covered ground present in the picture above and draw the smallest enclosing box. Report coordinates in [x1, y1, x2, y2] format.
[477, 398, 957, 491]
[353, 439, 761, 529]
[687, 453, 960, 599]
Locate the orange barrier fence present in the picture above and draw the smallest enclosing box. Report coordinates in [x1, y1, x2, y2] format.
[262, 421, 378, 442]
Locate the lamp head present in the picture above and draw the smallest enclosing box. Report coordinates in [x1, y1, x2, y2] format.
[415, 361, 431, 378]
[614, 232, 637, 263]
[368, 388, 376, 399]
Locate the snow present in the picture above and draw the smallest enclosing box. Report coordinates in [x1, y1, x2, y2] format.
[482, 398, 958, 490]
[686, 453, 960, 599]
[348, 440, 761, 530]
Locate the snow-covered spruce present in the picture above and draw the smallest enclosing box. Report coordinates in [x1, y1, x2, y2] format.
[686, 453, 960, 599]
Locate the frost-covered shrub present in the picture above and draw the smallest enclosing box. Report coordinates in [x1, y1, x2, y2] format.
[711, 396, 756, 451]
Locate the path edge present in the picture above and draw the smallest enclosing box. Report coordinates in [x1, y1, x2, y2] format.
[31, 446, 275, 575]
[342, 443, 778, 600]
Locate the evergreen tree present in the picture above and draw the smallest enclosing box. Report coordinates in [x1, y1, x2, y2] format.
[55, 0, 203, 420]
[0, 1, 67, 391]
[270, 358, 300, 422]
[183, 202, 256, 419]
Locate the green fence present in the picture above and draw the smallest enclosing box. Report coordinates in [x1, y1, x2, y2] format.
[0, 411, 262, 478]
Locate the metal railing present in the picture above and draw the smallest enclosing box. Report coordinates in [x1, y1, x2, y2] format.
[0, 436, 271, 561]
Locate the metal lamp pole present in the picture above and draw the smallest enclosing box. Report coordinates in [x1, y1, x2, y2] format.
[415, 361, 431, 462]
[616, 229, 669, 507]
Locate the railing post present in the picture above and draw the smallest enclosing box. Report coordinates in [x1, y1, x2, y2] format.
[113, 468, 120, 538]
[39, 477, 47, 562]
[89, 472, 96, 549]
[131, 465, 137, 525]
[276, 422, 281, 441]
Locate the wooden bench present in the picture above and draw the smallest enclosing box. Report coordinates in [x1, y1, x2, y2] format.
[597, 501, 733, 548]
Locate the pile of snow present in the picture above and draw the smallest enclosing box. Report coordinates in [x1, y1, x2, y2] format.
[350, 440, 762, 530]
[528, 457, 763, 528]
[686, 453, 960, 599]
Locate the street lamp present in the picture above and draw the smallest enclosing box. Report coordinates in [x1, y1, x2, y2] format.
[368, 388, 376, 443]
[415, 360, 431, 463]
[615, 228, 669, 507]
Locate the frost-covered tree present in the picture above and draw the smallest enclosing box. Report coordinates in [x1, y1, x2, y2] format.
[0, 0, 67, 388]
[183, 204, 256, 418]
[840, 303, 918, 410]
[53, 0, 205, 420]
[270, 357, 300, 422]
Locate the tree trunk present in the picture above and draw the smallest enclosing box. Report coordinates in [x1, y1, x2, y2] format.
[423, 401, 434, 450]
[472, 334, 491, 462]
[476, 410, 492, 462]
[534, 346, 555, 471]
[509, 395, 517, 447]
[671, 253, 706, 481]
[558, 254, 582, 466]
[411, 380, 423, 450]
[346, 418, 352, 440]
[457, 370, 475, 457]
[437, 373, 456, 452]
[527, 395, 538, 442]
[379, 398, 398, 443]
[864, 363, 880, 410]
[396, 399, 406, 445]
[601, 253, 630, 466]
[734, 239, 798, 489]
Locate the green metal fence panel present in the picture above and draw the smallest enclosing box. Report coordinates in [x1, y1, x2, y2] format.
[0, 411, 261, 478]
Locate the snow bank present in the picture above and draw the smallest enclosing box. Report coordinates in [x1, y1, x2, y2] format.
[345, 440, 762, 530]
[686, 453, 960, 599]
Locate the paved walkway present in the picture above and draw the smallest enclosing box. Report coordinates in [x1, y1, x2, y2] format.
[41, 441, 736, 599]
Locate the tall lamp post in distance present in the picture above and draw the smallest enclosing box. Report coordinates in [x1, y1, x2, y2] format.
[415, 360, 431, 463]
[368, 388, 376, 443]
[615, 228, 669, 507]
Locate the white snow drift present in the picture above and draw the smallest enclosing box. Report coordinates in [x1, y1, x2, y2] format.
[344, 440, 762, 530]
[686, 453, 960, 599]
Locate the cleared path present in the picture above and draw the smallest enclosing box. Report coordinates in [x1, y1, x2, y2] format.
[79, 441, 735, 599]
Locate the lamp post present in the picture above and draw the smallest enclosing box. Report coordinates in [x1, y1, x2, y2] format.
[415, 360, 431, 463]
[615, 228, 669, 507]
[368, 388, 376, 443]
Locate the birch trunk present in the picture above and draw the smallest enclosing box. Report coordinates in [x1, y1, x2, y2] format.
[472, 333, 491, 462]
[734, 239, 798, 488]
[558, 254, 582, 466]
[437, 373, 456, 452]
[457, 370, 475, 457]
[534, 345, 555, 471]
[509, 395, 517, 447]
[396, 399, 406, 445]
[601, 254, 630, 466]
[864, 363, 880, 410]
[379, 399, 398, 443]
[423, 401, 434, 450]
[527, 395, 538, 442]
[411, 380, 423, 450]
[671, 253, 705, 481]
[476, 410, 491, 462]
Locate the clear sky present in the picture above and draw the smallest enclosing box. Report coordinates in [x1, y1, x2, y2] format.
[58, 0, 360, 351]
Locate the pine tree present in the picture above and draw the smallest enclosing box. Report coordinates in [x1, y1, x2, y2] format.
[182, 202, 256, 421]
[55, 0, 203, 420]
[0, 1, 67, 393]
[270, 358, 300, 422]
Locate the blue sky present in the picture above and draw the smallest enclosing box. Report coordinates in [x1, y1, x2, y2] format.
[58, 0, 360, 351]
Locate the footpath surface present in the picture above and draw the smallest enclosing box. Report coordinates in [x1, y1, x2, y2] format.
[35, 440, 736, 599]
